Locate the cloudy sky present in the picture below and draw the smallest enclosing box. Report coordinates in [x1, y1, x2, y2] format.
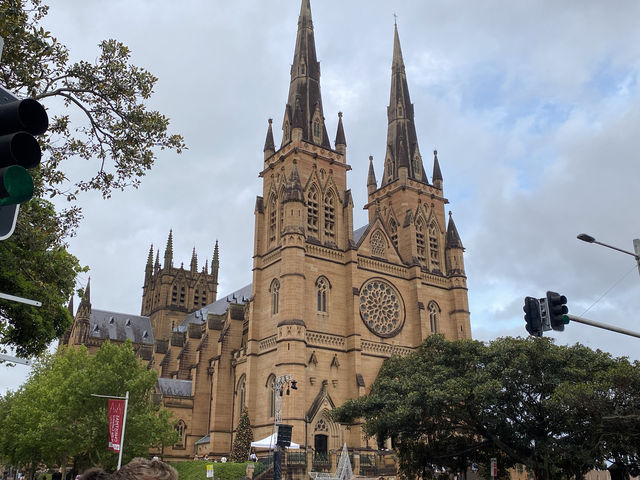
[3, 0, 640, 392]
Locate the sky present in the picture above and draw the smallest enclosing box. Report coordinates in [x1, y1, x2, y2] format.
[3, 0, 640, 392]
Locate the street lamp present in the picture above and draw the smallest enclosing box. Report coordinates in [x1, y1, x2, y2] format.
[577, 233, 640, 276]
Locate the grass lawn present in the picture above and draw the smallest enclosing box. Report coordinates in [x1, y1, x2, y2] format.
[170, 461, 260, 480]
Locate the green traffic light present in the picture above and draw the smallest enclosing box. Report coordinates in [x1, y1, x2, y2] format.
[562, 314, 570, 325]
[0, 165, 35, 205]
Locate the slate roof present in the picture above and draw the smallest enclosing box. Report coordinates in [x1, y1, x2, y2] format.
[353, 224, 368, 244]
[178, 284, 253, 331]
[89, 309, 154, 345]
[157, 378, 192, 397]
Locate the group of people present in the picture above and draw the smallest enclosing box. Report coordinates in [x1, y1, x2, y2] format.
[80, 458, 177, 480]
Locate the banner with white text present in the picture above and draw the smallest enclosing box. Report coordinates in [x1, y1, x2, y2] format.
[108, 399, 125, 452]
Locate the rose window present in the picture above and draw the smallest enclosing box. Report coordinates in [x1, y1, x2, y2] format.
[359, 278, 405, 337]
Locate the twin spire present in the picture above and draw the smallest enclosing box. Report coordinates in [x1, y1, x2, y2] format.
[267, 0, 443, 191]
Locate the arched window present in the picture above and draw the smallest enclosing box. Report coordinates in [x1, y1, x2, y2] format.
[201, 291, 207, 305]
[269, 194, 277, 244]
[237, 376, 246, 410]
[389, 217, 398, 248]
[180, 286, 185, 304]
[370, 230, 386, 257]
[313, 120, 320, 138]
[428, 301, 440, 334]
[324, 191, 335, 240]
[316, 277, 329, 312]
[171, 285, 177, 304]
[429, 222, 440, 270]
[175, 420, 187, 448]
[267, 375, 276, 418]
[415, 217, 426, 263]
[194, 289, 199, 305]
[284, 121, 290, 142]
[307, 186, 319, 235]
[270, 279, 280, 315]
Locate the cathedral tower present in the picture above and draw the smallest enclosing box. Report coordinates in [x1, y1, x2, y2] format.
[141, 232, 220, 340]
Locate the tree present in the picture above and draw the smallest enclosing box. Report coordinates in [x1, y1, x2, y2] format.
[0, 0, 185, 356]
[332, 335, 640, 480]
[231, 406, 253, 463]
[0, 0, 185, 233]
[0, 199, 86, 357]
[0, 341, 178, 473]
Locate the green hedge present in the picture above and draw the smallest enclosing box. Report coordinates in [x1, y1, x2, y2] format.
[170, 461, 250, 480]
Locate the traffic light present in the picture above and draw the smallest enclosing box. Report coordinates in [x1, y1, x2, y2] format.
[546, 291, 569, 331]
[523, 296, 543, 337]
[0, 94, 48, 206]
[276, 424, 292, 447]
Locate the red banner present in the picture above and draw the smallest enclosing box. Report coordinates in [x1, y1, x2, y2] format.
[108, 399, 125, 452]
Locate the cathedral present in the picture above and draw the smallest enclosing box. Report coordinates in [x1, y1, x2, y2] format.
[62, 0, 471, 465]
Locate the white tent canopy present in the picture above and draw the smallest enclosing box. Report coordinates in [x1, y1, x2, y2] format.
[250, 432, 300, 449]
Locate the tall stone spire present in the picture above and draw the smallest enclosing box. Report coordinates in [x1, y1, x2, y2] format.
[211, 240, 219, 285]
[432, 149, 443, 189]
[381, 23, 427, 187]
[446, 211, 463, 249]
[281, 0, 331, 149]
[190, 247, 198, 272]
[367, 156, 377, 195]
[335, 112, 346, 153]
[264, 118, 275, 160]
[164, 230, 173, 268]
[154, 249, 160, 272]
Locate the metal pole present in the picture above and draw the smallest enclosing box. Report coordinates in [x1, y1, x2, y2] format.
[565, 314, 640, 339]
[633, 239, 640, 277]
[117, 391, 130, 470]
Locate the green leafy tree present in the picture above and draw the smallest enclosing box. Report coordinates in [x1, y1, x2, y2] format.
[0, 341, 178, 473]
[332, 335, 640, 480]
[0, 0, 185, 356]
[0, 199, 86, 357]
[231, 406, 253, 463]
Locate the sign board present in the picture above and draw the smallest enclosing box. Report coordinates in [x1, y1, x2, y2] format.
[490, 458, 497, 477]
[206, 464, 214, 478]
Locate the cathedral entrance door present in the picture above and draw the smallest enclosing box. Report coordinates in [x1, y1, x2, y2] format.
[314, 434, 328, 454]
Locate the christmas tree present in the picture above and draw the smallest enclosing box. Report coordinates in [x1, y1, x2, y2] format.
[231, 406, 254, 462]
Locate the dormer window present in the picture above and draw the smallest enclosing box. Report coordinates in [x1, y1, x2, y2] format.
[398, 104, 403, 116]
[313, 120, 320, 138]
[300, 63, 306, 75]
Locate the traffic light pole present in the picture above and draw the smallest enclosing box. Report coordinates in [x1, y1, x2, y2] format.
[565, 314, 640, 340]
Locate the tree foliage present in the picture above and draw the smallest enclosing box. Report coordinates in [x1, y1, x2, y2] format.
[0, 198, 86, 357]
[0, 0, 185, 356]
[0, 341, 178, 472]
[1, 0, 185, 233]
[332, 335, 640, 480]
[231, 406, 253, 463]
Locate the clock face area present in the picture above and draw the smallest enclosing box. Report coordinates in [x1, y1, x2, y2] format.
[359, 278, 405, 337]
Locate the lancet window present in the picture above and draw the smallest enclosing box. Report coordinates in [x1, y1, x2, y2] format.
[416, 216, 426, 263]
[307, 186, 319, 235]
[324, 191, 335, 240]
[429, 222, 440, 270]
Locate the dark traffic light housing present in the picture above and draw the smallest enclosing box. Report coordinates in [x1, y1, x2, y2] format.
[546, 291, 569, 331]
[0, 93, 48, 206]
[523, 296, 543, 337]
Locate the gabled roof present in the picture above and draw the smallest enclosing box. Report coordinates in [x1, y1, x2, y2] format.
[178, 284, 252, 331]
[89, 309, 154, 345]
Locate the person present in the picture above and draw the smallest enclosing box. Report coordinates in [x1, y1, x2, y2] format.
[220, 457, 227, 463]
[80, 458, 178, 480]
[112, 458, 177, 480]
[249, 452, 257, 462]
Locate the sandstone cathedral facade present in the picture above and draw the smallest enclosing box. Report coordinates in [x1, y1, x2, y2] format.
[62, 0, 471, 463]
